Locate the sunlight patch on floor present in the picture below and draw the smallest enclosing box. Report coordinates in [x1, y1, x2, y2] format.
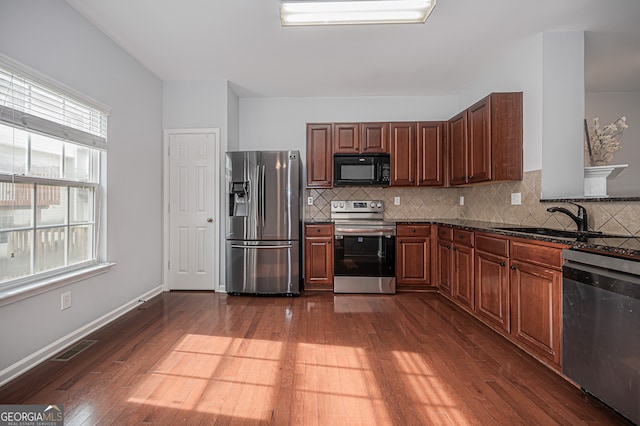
[127, 334, 283, 422]
[293, 342, 391, 425]
[392, 350, 468, 425]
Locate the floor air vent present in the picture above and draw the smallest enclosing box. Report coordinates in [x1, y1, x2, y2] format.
[51, 340, 98, 362]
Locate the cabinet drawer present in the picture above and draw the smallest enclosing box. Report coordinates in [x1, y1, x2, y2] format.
[397, 224, 431, 237]
[305, 224, 333, 237]
[453, 229, 474, 247]
[511, 240, 564, 270]
[476, 233, 509, 257]
[437, 226, 453, 241]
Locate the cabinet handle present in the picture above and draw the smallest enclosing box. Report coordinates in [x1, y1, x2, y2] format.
[510, 265, 516, 270]
[458, 235, 465, 239]
[412, 229, 416, 233]
[399, 239, 403, 243]
[452, 247, 457, 251]
[317, 228, 321, 232]
[468, 175, 473, 179]
[500, 262, 506, 267]
[328, 240, 332, 244]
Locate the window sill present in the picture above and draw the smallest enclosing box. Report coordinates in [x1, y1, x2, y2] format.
[0, 263, 115, 307]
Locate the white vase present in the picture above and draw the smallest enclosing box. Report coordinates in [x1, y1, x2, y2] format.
[583, 164, 628, 197]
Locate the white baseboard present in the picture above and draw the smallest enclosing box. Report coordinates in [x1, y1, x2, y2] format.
[0, 285, 164, 387]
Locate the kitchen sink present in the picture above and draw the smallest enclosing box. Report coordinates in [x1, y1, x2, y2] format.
[495, 227, 629, 240]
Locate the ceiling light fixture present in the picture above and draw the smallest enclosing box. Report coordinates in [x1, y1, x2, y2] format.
[280, 0, 437, 26]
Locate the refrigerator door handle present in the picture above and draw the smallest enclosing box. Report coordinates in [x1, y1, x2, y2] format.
[261, 164, 266, 227]
[231, 244, 293, 249]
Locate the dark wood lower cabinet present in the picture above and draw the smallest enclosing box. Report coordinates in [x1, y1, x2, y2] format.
[510, 239, 564, 368]
[452, 229, 475, 311]
[304, 224, 334, 288]
[437, 226, 453, 297]
[438, 228, 566, 371]
[396, 224, 432, 287]
[453, 244, 474, 311]
[474, 234, 510, 334]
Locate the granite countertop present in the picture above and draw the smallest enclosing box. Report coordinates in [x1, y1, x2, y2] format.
[401, 218, 640, 259]
[304, 219, 640, 259]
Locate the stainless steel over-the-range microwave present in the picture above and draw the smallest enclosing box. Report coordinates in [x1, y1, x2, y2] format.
[334, 154, 390, 186]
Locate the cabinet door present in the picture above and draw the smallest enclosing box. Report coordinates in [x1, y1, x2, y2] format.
[437, 239, 453, 297]
[304, 224, 333, 286]
[417, 121, 444, 186]
[396, 236, 431, 285]
[453, 244, 474, 311]
[475, 250, 510, 333]
[467, 97, 492, 183]
[389, 122, 416, 186]
[448, 111, 467, 186]
[510, 260, 562, 367]
[361, 122, 389, 153]
[306, 124, 333, 188]
[333, 123, 360, 154]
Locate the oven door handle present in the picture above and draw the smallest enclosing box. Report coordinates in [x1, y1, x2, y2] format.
[334, 228, 396, 237]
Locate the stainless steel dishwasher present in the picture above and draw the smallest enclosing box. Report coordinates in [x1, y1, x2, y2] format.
[562, 249, 640, 425]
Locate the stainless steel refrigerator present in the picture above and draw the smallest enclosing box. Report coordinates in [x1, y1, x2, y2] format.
[225, 151, 301, 295]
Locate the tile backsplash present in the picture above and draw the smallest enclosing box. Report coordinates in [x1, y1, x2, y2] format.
[305, 170, 640, 237]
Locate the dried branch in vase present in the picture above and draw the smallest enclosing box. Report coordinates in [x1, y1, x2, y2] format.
[584, 116, 628, 166]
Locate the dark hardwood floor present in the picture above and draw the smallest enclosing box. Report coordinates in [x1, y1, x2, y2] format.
[0, 291, 631, 425]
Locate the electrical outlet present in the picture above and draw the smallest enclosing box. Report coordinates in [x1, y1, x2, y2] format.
[394, 197, 401, 205]
[459, 196, 465, 206]
[307, 196, 313, 206]
[511, 192, 522, 205]
[61, 291, 71, 310]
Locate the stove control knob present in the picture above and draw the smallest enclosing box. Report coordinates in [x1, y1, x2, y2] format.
[332, 201, 338, 208]
[339, 202, 345, 208]
[376, 202, 382, 208]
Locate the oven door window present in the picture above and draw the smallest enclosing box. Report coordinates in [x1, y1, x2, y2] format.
[334, 235, 395, 277]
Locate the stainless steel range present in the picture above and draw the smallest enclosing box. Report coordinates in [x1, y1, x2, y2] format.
[331, 200, 396, 294]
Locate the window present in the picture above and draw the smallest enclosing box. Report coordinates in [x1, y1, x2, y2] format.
[0, 56, 109, 288]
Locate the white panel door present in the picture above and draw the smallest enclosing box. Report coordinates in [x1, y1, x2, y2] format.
[168, 132, 218, 290]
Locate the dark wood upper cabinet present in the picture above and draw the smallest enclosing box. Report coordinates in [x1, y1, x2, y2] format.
[448, 92, 522, 186]
[390, 121, 444, 187]
[417, 121, 445, 186]
[390, 122, 417, 186]
[360, 122, 389, 153]
[333, 122, 388, 154]
[333, 123, 360, 154]
[306, 123, 333, 188]
[467, 97, 492, 183]
[448, 111, 467, 186]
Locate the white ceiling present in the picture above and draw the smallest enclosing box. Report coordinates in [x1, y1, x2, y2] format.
[65, 0, 640, 98]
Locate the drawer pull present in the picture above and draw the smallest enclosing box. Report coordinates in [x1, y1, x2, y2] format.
[500, 262, 506, 267]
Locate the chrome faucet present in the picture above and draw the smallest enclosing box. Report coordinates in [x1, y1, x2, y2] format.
[546, 202, 588, 232]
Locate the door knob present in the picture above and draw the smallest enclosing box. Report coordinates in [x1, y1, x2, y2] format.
[207, 217, 214, 223]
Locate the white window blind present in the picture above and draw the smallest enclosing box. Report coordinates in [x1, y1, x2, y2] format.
[0, 59, 108, 150]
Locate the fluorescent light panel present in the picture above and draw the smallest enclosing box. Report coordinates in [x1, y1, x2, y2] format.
[280, 0, 437, 26]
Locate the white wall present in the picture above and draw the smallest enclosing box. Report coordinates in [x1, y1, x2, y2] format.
[458, 35, 544, 173]
[586, 91, 640, 196]
[162, 80, 239, 292]
[0, 0, 163, 380]
[540, 32, 585, 199]
[239, 96, 459, 153]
